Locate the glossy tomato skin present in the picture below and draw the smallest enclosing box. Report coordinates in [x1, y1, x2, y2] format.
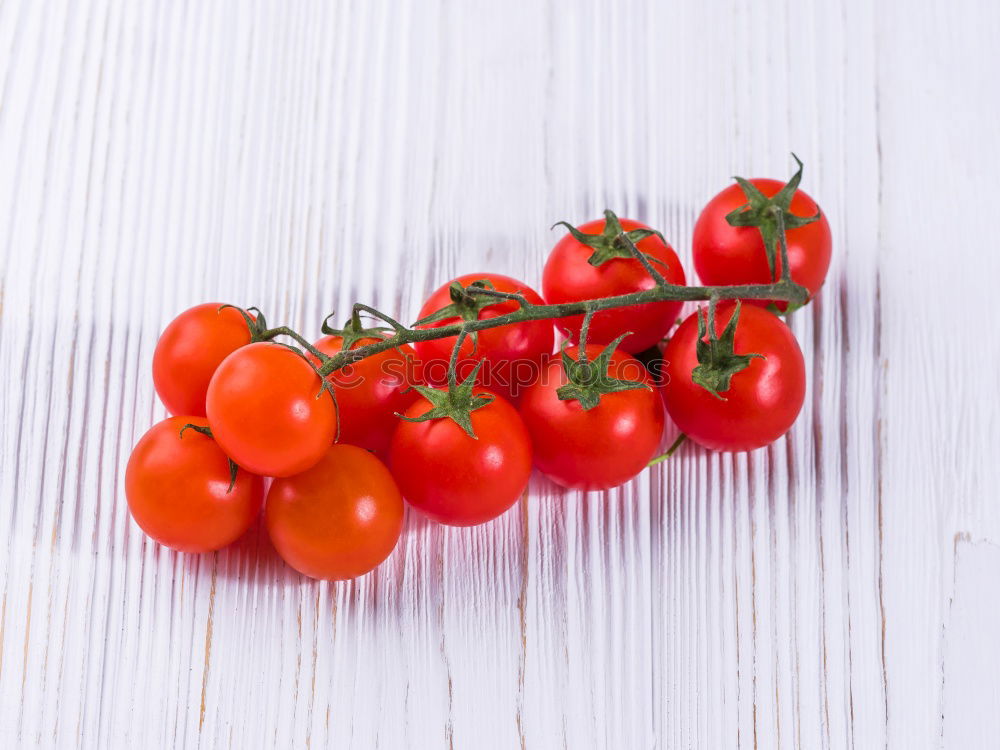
[519, 346, 665, 490]
[662, 303, 806, 452]
[389, 390, 532, 526]
[266, 445, 404, 580]
[414, 273, 553, 402]
[692, 179, 832, 306]
[312, 335, 419, 456]
[543, 218, 686, 354]
[125, 416, 264, 553]
[152, 303, 253, 417]
[206, 342, 336, 477]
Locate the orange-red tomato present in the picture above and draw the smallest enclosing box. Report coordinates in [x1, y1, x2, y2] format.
[414, 273, 553, 402]
[311, 334, 419, 456]
[543, 218, 686, 353]
[206, 342, 336, 477]
[125, 416, 263, 552]
[265, 445, 404, 580]
[662, 303, 806, 451]
[519, 346, 665, 490]
[389, 389, 532, 526]
[152, 303, 253, 417]
[693, 179, 832, 308]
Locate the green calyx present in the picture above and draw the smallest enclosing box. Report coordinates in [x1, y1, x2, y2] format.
[724, 153, 821, 280]
[553, 209, 667, 268]
[691, 301, 764, 400]
[219, 304, 271, 342]
[321, 310, 391, 351]
[556, 333, 650, 411]
[178, 423, 239, 492]
[396, 360, 494, 439]
[412, 280, 509, 355]
[412, 280, 508, 327]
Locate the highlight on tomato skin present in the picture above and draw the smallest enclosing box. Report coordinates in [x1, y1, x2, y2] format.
[388, 388, 533, 527]
[206, 342, 337, 478]
[125, 416, 264, 554]
[265, 444, 404, 581]
[152, 303, 254, 417]
[414, 272, 554, 403]
[518, 346, 665, 491]
[662, 302, 806, 452]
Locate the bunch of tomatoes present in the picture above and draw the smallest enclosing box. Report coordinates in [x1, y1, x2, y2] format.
[125, 159, 831, 581]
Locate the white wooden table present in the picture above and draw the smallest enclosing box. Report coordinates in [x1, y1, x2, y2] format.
[2, 1, 998, 747]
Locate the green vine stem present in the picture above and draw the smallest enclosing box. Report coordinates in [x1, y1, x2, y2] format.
[251, 230, 809, 377]
[648, 433, 688, 466]
[257, 325, 328, 360]
[447, 329, 469, 389]
[308, 280, 806, 377]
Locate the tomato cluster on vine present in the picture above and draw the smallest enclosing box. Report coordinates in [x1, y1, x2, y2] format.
[125, 158, 831, 581]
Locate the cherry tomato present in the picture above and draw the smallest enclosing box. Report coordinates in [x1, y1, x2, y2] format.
[519, 346, 664, 490]
[312, 334, 419, 456]
[662, 303, 806, 452]
[389, 390, 532, 526]
[692, 179, 831, 307]
[266, 445, 404, 580]
[543, 217, 686, 354]
[152, 303, 253, 416]
[414, 273, 553, 402]
[206, 342, 336, 477]
[125, 416, 263, 552]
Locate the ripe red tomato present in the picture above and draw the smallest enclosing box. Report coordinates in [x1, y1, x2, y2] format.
[543, 215, 686, 354]
[206, 342, 336, 477]
[125, 416, 264, 552]
[266, 445, 404, 580]
[693, 179, 831, 306]
[414, 273, 553, 402]
[152, 303, 253, 416]
[389, 389, 532, 526]
[519, 345, 665, 490]
[312, 334, 419, 456]
[662, 303, 806, 452]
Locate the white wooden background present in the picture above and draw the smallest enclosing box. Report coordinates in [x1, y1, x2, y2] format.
[1, 1, 998, 748]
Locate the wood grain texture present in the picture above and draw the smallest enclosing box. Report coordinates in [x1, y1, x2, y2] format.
[1, 0, 998, 747]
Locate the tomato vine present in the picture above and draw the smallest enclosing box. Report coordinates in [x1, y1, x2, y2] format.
[133, 155, 828, 573]
[249, 228, 807, 388]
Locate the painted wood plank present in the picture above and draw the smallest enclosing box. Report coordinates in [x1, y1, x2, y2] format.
[1, 1, 998, 748]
